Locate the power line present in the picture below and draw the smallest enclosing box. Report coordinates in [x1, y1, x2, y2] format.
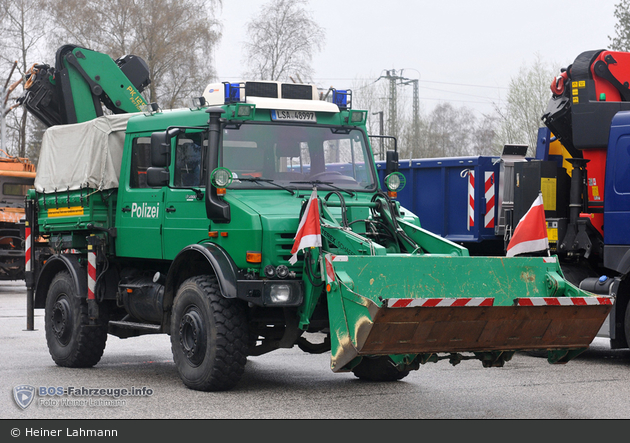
[417, 79, 508, 90]
[417, 96, 500, 106]
[414, 85, 501, 101]
[311, 76, 509, 90]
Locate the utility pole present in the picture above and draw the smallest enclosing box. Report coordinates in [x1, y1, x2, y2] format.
[402, 78, 419, 157]
[372, 111, 384, 159]
[376, 69, 420, 157]
[387, 70, 398, 141]
[377, 69, 408, 142]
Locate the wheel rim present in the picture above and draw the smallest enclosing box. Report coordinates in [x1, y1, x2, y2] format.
[179, 307, 207, 366]
[51, 296, 73, 345]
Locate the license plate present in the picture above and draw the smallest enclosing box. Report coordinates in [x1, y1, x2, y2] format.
[271, 110, 316, 122]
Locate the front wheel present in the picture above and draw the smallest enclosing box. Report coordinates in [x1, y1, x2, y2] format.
[45, 271, 108, 367]
[170, 275, 248, 391]
[352, 356, 410, 382]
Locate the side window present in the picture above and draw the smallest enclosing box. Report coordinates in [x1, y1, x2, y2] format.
[0, 179, 33, 207]
[130, 137, 152, 188]
[174, 134, 205, 187]
[3, 182, 32, 196]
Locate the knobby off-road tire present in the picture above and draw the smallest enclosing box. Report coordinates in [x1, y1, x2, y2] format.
[45, 271, 108, 367]
[171, 275, 249, 391]
[352, 356, 410, 382]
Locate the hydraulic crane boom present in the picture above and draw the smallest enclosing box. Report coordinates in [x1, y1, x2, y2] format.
[19, 44, 150, 127]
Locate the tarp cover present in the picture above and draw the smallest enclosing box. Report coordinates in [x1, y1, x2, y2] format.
[34, 113, 139, 193]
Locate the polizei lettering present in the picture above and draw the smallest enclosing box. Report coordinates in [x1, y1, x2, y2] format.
[131, 202, 160, 218]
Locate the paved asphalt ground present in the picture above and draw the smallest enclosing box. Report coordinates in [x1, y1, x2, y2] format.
[2, 279, 630, 421]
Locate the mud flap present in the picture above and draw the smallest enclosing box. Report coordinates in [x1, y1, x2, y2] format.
[323, 254, 613, 372]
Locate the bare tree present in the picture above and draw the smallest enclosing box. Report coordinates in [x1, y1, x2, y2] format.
[414, 103, 482, 158]
[471, 114, 499, 156]
[351, 76, 413, 160]
[43, 0, 222, 109]
[244, 0, 325, 82]
[494, 54, 558, 157]
[0, 0, 47, 158]
[610, 0, 630, 52]
[352, 76, 500, 160]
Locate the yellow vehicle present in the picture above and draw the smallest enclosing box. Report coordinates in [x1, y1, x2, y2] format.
[0, 151, 35, 280]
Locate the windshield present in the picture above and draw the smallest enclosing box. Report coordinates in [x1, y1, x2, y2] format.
[220, 123, 376, 191]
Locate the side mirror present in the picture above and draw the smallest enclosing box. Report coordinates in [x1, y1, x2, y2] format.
[385, 149, 399, 177]
[146, 167, 170, 187]
[150, 132, 171, 167]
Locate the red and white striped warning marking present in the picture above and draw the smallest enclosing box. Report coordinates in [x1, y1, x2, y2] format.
[387, 297, 494, 308]
[484, 171, 495, 228]
[87, 250, 96, 301]
[515, 297, 613, 306]
[324, 253, 335, 283]
[24, 224, 31, 273]
[467, 170, 475, 229]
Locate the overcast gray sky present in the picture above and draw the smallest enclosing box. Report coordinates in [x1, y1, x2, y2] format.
[213, 0, 619, 117]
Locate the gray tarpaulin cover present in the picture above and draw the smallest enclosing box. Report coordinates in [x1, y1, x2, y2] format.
[34, 113, 140, 193]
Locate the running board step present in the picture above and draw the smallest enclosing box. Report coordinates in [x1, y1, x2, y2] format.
[108, 320, 162, 334]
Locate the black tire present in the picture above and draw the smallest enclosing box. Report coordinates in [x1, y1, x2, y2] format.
[170, 275, 248, 391]
[45, 271, 108, 367]
[352, 356, 410, 382]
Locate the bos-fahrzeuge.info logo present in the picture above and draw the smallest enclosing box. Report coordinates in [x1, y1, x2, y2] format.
[13, 385, 153, 409]
[13, 385, 35, 410]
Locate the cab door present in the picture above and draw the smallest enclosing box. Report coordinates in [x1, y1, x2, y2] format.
[162, 134, 209, 259]
[115, 136, 165, 259]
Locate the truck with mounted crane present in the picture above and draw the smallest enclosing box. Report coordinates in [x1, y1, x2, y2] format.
[0, 153, 36, 280]
[380, 48, 630, 351]
[0, 61, 38, 281]
[18, 44, 614, 391]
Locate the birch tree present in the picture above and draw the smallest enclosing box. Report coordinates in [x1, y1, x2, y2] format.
[494, 54, 558, 157]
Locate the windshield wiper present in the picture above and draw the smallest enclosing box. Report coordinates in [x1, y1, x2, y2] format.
[236, 177, 296, 195]
[290, 180, 355, 198]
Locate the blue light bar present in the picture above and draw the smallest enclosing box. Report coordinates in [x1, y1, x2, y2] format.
[332, 89, 352, 110]
[224, 82, 242, 104]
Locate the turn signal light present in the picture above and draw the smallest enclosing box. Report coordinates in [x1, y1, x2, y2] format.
[246, 251, 262, 263]
[216, 188, 226, 196]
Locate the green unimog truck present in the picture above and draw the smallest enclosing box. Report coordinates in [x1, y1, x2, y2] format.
[21, 50, 613, 391]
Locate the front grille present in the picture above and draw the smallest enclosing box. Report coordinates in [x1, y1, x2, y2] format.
[275, 232, 303, 273]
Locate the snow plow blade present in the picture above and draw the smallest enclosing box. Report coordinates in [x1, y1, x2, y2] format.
[324, 254, 613, 372]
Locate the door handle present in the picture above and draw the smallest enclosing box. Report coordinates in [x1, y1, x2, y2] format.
[166, 206, 176, 213]
[122, 206, 131, 213]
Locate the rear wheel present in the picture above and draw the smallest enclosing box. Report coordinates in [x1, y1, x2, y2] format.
[352, 356, 410, 382]
[45, 271, 108, 367]
[171, 275, 248, 391]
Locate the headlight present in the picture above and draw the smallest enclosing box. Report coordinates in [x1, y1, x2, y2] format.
[262, 281, 303, 306]
[269, 284, 291, 303]
[210, 167, 233, 188]
[384, 172, 406, 192]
